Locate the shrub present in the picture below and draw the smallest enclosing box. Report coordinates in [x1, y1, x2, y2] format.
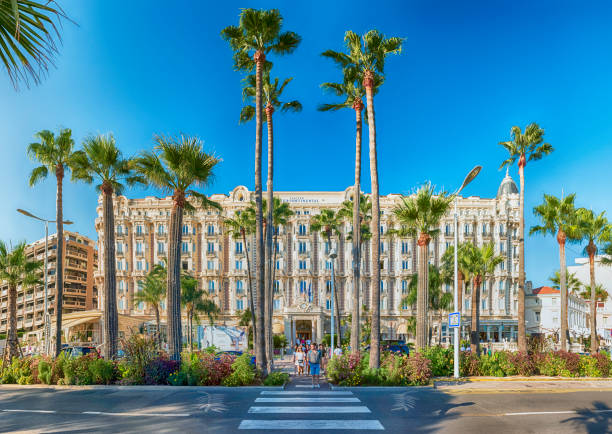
[326, 353, 363, 386]
[579, 355, 601, 377]
[0, 357, 33, 384]
[460, 351, 480, 377]
[118, 334, 158, 385]
[592, 352, 611, 377]
[222, 354, 257, 386]
[408, 353, 432, 385]
[263, 371, 289, 386]
[143, 357, 179, 385]
[478, 352, 507, 377]
[555, 351, 580, 377]
[420, 347, 453, 377]
[538, 353, 568, 377]
[37, 359, 53, 385]
[62, 354, 97, 385]
[88, 358, 117, 385]
[507, 351, 535, 376]
[199, 353, 234, 385]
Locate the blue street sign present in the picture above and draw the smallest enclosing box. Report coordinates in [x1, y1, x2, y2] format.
[449, 312, 461, 328]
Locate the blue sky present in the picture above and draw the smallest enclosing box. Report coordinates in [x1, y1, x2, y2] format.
[1, 0, 611, 286]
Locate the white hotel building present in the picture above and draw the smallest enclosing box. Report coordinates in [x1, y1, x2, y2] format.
[95, 172, 521, 345]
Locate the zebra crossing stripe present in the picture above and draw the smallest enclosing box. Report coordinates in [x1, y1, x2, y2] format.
[248, 406, 371, 414]
[255, 397, 360, 403]
[260, 391, 353, 396]
[239, 420, 384, 430]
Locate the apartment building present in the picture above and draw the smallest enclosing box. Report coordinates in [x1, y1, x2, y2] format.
[95, 171, 520, 345]
[0, 231, 98, 334]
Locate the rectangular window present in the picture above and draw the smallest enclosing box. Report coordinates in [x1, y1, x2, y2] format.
[182, 242, 189, 253]
[299, 260, 307, 270]
[298, 224, 307, 235]
[157, 242, 164, 254]
[136, 242, 143, 254]
[207, 260, 214, 270]
[380, 242, 385, 253]
[116, 225, 123, 235]
[116, 242, 123, 253]
[276, 260, 281, 270]
[273, 299, 281, 310]
[208, 280, 215, 292]
[236, 299, 244, 310]
[300, 280, 307, 292]
[298, 242, 307, 254]
[402, 260, 409, 270]
[326, 280, 332, 292]
[236, 280, 244, 293]
[117, 261, 123, 271]
[157, 225, 164, 235]
[326, 299, 332, 310]
[207, 225, 214, 236]
[136, 225, 143, 235]
[136, 261, 142, 271]
[401, 242, 409, 254]
[182, 225, 188, 235]
[401, 280, 408, 294]
[274, 280, 280, 293]
[325, 260, 332, 270]
[235, 260, 243, 270]
[235, 242, 243, 254]
[207, 242, 214, 253]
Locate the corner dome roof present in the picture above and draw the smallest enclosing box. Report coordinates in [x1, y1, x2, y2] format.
[497, 168, 518, 198]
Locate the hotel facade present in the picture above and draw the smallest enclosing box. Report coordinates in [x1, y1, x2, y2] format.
[95, 172, 521, 345]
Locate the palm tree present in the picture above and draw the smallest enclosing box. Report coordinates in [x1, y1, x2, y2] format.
[181, 274, 219, 351]
[0, 241, 41, 360]
[240, 72, 301, 370]
[575, 208, 611, 353]
[463, 243, 504, 355]
[224, 209, 256, 346]
[322, 29, 403, 369]
[549, 270, 583, 295]
[319, 66, 383, 356]
[393, 183, 453, 351]
[530, 193, 579, 351]
[134, 265, 166, 351]
[580, 284, 609, 304]
[311, 208, 343, 345]
[222, 8, 300, 375]
[27, 128, 79, 356]
[499, 123, 554, 352]
[399, 264, 452, 346]
[238, 308, 254, 349]
[0, 1, 67, 88]
[71, 134, 142, 359]
[135, 135, 220, 361]
[601, 243, 612, 266]
[339, 194, 373, 350]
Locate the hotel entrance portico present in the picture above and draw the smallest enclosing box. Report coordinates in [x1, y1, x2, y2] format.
[283, 302, 326, 346]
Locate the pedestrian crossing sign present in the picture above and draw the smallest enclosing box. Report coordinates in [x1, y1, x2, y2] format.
[449, 312, 460, 328]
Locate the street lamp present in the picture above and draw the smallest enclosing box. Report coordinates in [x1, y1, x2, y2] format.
[329, 248, 338, 358]
[17, 209, 73, 355]
[452, 166, 481, 378]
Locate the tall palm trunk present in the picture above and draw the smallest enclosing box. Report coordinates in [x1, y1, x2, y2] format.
[264, 103, 275, 371]
[102, 182, 118, 359]
[558, 230, 568, 351]
[55, 165, 64, 356]
[6, 283, 19, 360]
[351, 99, 363, 354]
[243, 230, 257, 347]
[167, 190, 184, 361]
[327, 231, 342, 347]
[470, 277, 481, 355]
[154, 305, 161, 351]
[364, 71, 381, 369]
[253, 50, 267, 374]
[416, 233, 430, 350]
[587, 242, 598, 353]
[517, 156, 527, 352]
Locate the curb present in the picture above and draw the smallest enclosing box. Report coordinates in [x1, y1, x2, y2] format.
[0, 384, 283, 391]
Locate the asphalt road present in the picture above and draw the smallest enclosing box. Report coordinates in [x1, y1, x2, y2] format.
[0, 385, 611, 433]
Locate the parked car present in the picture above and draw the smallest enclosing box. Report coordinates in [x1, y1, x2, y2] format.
[61, 346, 100, 358]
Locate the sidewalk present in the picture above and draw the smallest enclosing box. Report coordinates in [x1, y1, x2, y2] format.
[434, 377, 612, 393]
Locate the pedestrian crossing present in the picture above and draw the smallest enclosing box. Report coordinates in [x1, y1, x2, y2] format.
[239, 390, 384, 430]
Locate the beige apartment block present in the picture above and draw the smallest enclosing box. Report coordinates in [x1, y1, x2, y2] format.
[95, 172, 521, 345]
[0, 231, 98, 335]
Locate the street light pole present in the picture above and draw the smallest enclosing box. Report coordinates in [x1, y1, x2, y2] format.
[17, 209, 73, 356]
[329, 248, 338, 358]
[452, 166, 482, 379]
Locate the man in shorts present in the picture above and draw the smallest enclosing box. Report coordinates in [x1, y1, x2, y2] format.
[307, 343, 321, 387]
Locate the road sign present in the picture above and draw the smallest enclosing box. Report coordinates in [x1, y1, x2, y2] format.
[448, 312, 461, 328]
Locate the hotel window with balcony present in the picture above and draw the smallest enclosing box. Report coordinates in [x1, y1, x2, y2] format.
[136, 242, 143, 254]
[117, 243, 123, 253]
[182, 242, 189, 253]
[274, 299, 281, 310]
[136, 261, 143, 271]
[299, 260, 307, 270]
[235, 242, 243, 254]
[208, 280, 215, 292]
[401, 280, 408, 294]
[402, 260, 409, 271]
[298, 242, 307, 254]
[182, 225, 189, 235]
[299, 280, 307, 293]
[117, 261, 123, 271]
[401, 242, 409, 254]
[207, 242, 214, 253]
[207, 260, 214, 270]
[157, 242, 164, 254]
[298, 224, 307, 235]
[116, 225, 123, 235]
[136, 225, 143, 235]
[235, 260, 243, 270]
[157, 225, 165, 235]
[326, 299, 332, 310]
[236, 280, 244, 294]
[207, 225, 214, 236]
[236, 299, 244, 310]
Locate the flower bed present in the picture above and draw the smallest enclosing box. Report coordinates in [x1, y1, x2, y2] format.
[325, 347, 612, 386]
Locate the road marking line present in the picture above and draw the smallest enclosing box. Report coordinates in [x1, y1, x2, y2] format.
[82, 411, 190, 417]
[255, 397, 360, 403]
[248, 406, 371, 414]
[3, 409, 56, 414]
[260, 391, 353, 396]
[239, 420, 384, 430]
[504, 409, 612, 416]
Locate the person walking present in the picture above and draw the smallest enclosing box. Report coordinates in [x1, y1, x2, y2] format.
[319, 343, 326, 374]
[292, 344, 300, 375]
[307, 343, 322, 388]
[295, 345, 305, 375]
